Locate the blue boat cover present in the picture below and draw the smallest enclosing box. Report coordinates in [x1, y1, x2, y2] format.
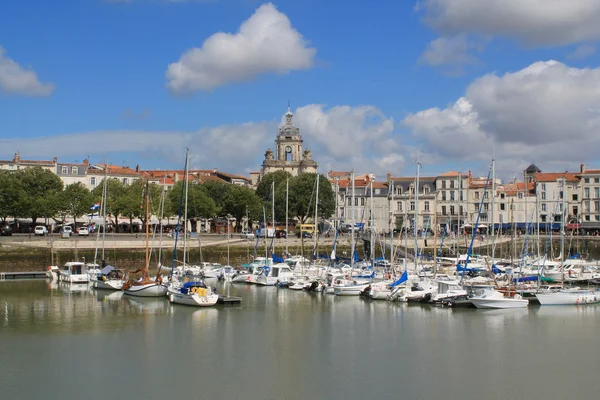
[272, 254, 285, 263]
[356, 270, 375, 279]
[390, 270, 408, 287]
[512, 276, 538, 282]
[101, 265, 115, 275]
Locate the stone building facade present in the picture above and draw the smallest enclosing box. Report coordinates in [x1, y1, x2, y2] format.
[261, 107, 318, 177]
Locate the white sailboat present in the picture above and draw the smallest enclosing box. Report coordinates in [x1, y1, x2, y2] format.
[123, 180, 167, 298]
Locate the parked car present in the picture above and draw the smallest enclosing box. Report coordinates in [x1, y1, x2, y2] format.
[34, 226, 48, 236]
[0, 226, 12, 236]
[240, 230, 255, 240]
[275, 229, 287, 238]
[78, 227, 89, 237]
[60, 226, 73, 237]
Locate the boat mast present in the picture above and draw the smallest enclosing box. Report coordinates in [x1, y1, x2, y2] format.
[183, 149, 189, 269]
[414, 162, 420, 273]
[390, 180, 394, 272]
[350, 171, 355, 271]
[370, 174, 375, 269]
[491, 158, 496, 264]
[560, 178, 566, 280]
[157, 172, 166, 271]
[285, 175, 289, 255]
[271, 180, 275, 258]
[314, 172, 320, 260]
[144, 180, 150, 278]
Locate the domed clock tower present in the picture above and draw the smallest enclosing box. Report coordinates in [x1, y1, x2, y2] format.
[261, 106, 318, 177]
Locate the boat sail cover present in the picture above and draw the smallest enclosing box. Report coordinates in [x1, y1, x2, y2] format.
[390, 270, 408, 287]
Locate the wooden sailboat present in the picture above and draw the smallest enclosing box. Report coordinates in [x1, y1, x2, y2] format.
[123, 181, 168, 297]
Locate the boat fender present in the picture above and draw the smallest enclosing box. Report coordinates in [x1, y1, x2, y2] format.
[102, 276, 107, 281]
[385, 273, 390, 280]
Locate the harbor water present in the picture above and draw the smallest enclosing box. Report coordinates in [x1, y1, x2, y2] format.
[1, 280, 599, 400]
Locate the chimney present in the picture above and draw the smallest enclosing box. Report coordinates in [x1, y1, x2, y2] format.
[387, 172, 391, 182]
[580, 163, 585, 174]
[13, 152, 20, 162]
[175, 172, 179, 182]
[135, 164, 140, 173]
[52, 157, 57, 164]
[83, 159, 89, 167]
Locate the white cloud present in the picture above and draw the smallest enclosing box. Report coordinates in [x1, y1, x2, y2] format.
[403, 60, 600, 177]
[293, 104, 403, 177]
[0, 46, 55, 96]
[166, 3, 316, 93]
[419, 35, 483, 73]
[569, 44, 596, 60]
[417, 0, 600, 47]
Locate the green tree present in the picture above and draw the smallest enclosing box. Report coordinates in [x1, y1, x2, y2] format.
[288, 173, 335, 223]
[18, 167, 63, 224]
[58, 183, 94, 227]
[168, 181, 217, 221]
[255, 171, 291, 202]
[222, 185, 263, 232]
[0, 170, 26, 223]
[91, 178, 126, 232]
[201, 180, 229, 216]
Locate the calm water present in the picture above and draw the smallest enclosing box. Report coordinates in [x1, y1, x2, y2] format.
[1, 280, 599, 400]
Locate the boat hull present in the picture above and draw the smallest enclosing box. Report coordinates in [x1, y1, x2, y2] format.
[124, 282, 167, 297]
[169, 292, 219, 307]
[59, 273, 89, 284]
[93, 279, 123, 290]
[471, 298, 528, 309]
[536, 291, 600, 305]
[334, 284, 370, 296]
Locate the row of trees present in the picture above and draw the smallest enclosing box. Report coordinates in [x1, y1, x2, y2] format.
[0, 167, 336, 232]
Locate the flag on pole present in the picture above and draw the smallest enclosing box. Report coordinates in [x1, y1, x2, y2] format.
[90, 203, 100, 211]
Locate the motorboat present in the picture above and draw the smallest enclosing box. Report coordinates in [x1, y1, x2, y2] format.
[169, 281, 219, 307]
[255, 264, 295, 286]
[470, 288, 528, 309]
[58, 262, 90, 283]
[91, 264, 125, 290]
[430, 279, 467, 303]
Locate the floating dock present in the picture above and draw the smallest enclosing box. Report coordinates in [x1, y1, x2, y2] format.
[218, 295, 242, 305]
[0, 271, 47, 280]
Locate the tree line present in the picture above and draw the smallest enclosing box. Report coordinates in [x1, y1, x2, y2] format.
[0, 167, 335, 232]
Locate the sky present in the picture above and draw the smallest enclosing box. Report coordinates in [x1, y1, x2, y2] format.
[2, 0, 600, 182]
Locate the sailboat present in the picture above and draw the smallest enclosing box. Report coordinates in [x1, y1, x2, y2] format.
[122, 181, 168, 297]
[168, 149, 219, 307]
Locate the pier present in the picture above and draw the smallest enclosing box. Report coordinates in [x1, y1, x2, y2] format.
[0, 271, 47, 280]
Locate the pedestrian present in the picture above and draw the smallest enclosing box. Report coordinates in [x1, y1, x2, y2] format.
[28, 226, 32, 239]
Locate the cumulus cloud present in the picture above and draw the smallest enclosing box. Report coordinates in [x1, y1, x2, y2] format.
[419, 35, 483, 74]
[403, 60, 600, 177]
[0, 46, 55, 96]
[166, 3, 316, 93]
[417, 0, 600, 46]
[292, 104, 403, 177]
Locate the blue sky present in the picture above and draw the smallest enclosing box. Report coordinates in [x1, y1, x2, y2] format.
[2, 0, 600, 181]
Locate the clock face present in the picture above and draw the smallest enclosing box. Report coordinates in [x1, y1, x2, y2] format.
[285, 146, 292, 153]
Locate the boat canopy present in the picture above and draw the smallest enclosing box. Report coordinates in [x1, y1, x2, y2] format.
[100, 265, 115, 275]
[389, 270, 408, 287]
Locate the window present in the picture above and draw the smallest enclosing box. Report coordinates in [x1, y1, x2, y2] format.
[541, 192, 546, 200]
[474, 192, 480, 200]
[586, 201, 590, 211]
[355, 198, 358, 206]
[424, 201, 430, 211]
[459, 192, 463, 201]
[424, 185, 430, 194]
[397, 201, 402, 212]
[450, 191, 455, 201]
[541, 183, 546, 190]
[484, 192, 488, 198]
[541, 215, 547, 222]
[450, 180, 455, 189]
[90, 177, 96, 186]
[396, 187, 402, 195]
[595, 188, 600, 198]
[450, 205, 455, 215]
[442, 206, 447, 215]
[442, 181, 446, 189]
[541, 203, 546, 212]
[595, 200, 600, 212]
[518, 192, 523, 199]
[559, 191, 563, 199]
[123, 178, 128, 185]
[500, 203, 506, 211]
[573, 206, 578, 216]
[500, 193, 505, 199]
[585, 178, 590, 183]
[71, 166, 78, 174]
[585, 215, 590, 221]
[596, 178, 600, 183]
[361, 198, 365, 206]
[585, 188, 590, 198]
[61, 166, 67, 174]
[460, 206, 464, 215]
[483, 203, 489, 211]
[596, 215, 600, 221]
[442, 192, 447, 201]
[347, 197, 351, 205]
[573, 194, 578, 201]
[410, 202, 415, 211]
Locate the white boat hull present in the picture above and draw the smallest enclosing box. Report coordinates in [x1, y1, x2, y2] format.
[536, 291, 600, 305]
[169, 292, 219, 307]
[124, 282, 167, 297]
[334, 284, 370, 296]
[471, 298, 528, 309]
[59, 273, 89, 284]
[93, 278, 123, 290]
